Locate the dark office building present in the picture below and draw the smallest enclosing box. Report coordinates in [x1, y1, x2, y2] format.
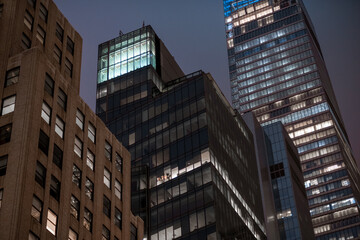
[96, 26, 267, 240]
[223, 0, 360, 238]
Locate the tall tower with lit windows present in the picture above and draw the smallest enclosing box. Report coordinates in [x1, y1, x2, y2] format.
[223, 0, 360, 239]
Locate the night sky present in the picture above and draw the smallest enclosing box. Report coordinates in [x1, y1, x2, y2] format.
[53, 0, 360, 165]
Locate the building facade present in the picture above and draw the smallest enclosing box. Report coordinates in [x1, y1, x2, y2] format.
[0, 0, 143, 239]
[223, 0, 360, 239]
[96, 26, 267, 239]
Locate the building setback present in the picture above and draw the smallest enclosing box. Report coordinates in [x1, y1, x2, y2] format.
[223, 0, 360, 239]
[96, 26, 267, 239]
[0, 0, 143, 239]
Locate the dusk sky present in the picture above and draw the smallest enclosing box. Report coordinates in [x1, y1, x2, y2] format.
[53, 0, 360, 164]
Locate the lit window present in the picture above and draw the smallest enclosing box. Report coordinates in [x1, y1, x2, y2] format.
[2, 95, 16, 115]
[72, 165, 81, 188]
[57, 88, 67, 110]
[53, 144, 63, 169]
[38, 130, 49, 155]
[21, 33, 31, 49]
[0, 188, 2, 209]
[85, 178, 94, 200]
[86, 149, 95, 171]
[41, 102, 51, 124]
[55, 23, 63, 42]
[115, 208, 122, 229]
[50, 175, 60, 201]
[46, 209, 57, 236]
[103, 195, 111, 218]
[76, 109, 84, 130]
[105, 141, 111, 161]
[0, 155, 8, 176]
[102, 225, 110, 240]
[70, 195, 80, 219]
[104, 167, 111, 188]
[67, 37, 74, 55]
[88, 123, 96, 143]
[65, 58, 73, 78]
[35, 26, 46, 46]
[83, 208, 93, 232]
[44, 73, 54, 96]
[31, 195, 42, 222]
[115, 153, 122, 173]
[0, 124, 12, 145]
[115, 179, 122, 200]
[24, 10, 33, 30]
[5, 67, 20, 87]
[54, 45, 62, 64]
[68, 228, 78, 240]
[55, 116, 64, 138]
[39, 3, 48, 22]
[35, 161, 46, 187]
[74, 136, 83, 158]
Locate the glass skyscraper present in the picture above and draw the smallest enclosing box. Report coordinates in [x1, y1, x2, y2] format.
[223, 0, 360, 239]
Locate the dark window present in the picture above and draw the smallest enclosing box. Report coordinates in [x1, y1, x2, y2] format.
[270, 162, 285, 179]
[27, 0, 36, 8]
[54, 44, 62, 64]
[72, 165, 81, 188]
[57, 88, 67, 110]
[55, 23, 63, 42]
[67, 37, 74, 55]
[29, 232, 39, 240]
[115, 153, 122, 173]
[70, 195, 80, 220]
[102, 225, 110, 240]
[50, 175, 60, 201]
[0, 188, 3, 209]
[64, 58, 73, 78]
[0, 155, 8, 176]
[44, 73, 54, 96]
[5, 67, 20, 87]
[53, 144, 63, 169]
[39, 3, 48, 22]
[36, 25, 46, 45]
[35, 161, 46, 187]
[21, 33, 31, 49]
[0, 4, 3, 18]
[115, 208, 122, 229]
[0, 124, 12, 145]
[85, 178, 94, 200]
[103, 195, 111, 218]
[24, 10, 33, 30]
[130, 223, 137, 240]
[38, 130, 49, 155]
[105, 141, 112, 161]
[83, 208, 92, 232]
[31, 195, 42, 222]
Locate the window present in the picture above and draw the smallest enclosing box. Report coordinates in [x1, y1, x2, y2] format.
[72, 165, 81, 188]
[0, 124, 12, 145]
[55, 116, 64, 138]
[53, 144, 63, 169]
[35, 161, 46, 187]
[0, 4, 3, 18]
[65, 58, 73, 78]
[5, 67, 20, 87]
[46, 209, 57, 236]
[102, 225, 110, 240]
[0, 155, 8, 176]
[70, 195, 80, 220]
[31, 195, 42, 222]
[27, 0, 36, 8]
[50, 175, 60, 201]
[67, 37, 74, 55]
[88, 123, 95, 143]
[115, 153, 122, 173]
[114, 207, 122, 229]
[115, 179, 122, 200]
[103, 195, 111, 217]
[86, 149, 95, 171]
[130, 224, 137, 240]
[21, 33, 31, 49]
[83, 208, 93, 232]
[76, 109, 84, 130]
[68, 228, 78, 240]
[74, 137, 83, 158]
[0, 189, 2, 209]
[54, 45, 62, 64]
[55, 23, 63, 42]
[85, 178, 94, 200]
[105, 141, 112, 161]
[39, 3, 48, 22]
[24, 10, 33, 30]
[44, 73, 54, 96]
[57, 88, 67, 110]
[2, 95, 16, 115]
[38, 130, 49, 155]
[29, 232, 39, 240]
[104, 167, 111, 188]
[41, 102, 51, 124]
[36, 25, 46, 45]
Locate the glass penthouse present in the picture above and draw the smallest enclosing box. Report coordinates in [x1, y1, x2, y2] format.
[223, 0, 360, 239]
[96, 26, 266, 239]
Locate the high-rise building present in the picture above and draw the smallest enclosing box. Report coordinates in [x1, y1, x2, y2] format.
[223, 0, 360, 239]
[0, 0, 143, 239]
[96, 26, 267, 239]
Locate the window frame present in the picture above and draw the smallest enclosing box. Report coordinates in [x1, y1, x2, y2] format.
[57, 88, 67, 110]
[105, 141, 112, 161]
[72, 164, 81, 188]
[103, 195, 111, 218]
[53, 144, 63, 169]
[70, 195, 80, 220]
[55, 116, 65, 138]
[39, 3, 48, 22]
[0, 124, 12, 145]
[50, 175, 61, 201]
[75, 109, 84, 130]
[36, 24, 46, 45]
[41, 101, 51, 124]
[38, 130, 49, 155]
[67, 37, 74, 55]
[86, 149, 95, 171]
[31, 195, 43, 222]
[24, 10, 34, 30]
[68, 228, 78, 240]
[46, 209, 57, 236]
[115, 179, 122, 200]
[0, 155, 8, 176]
[54, 44, 62, 64]
[85, 178, 94, 200]
[5, 67, 20, 87]
[88, 123, 96, 143]
[2, 95, 16, 115]
[74, 136, 83, 158]
[65, 57, 73, 78]
[55, 23, 64, 42]
[44, 73, 54, 96]
[83, 207, 93, 232]
[115, 153, 123, 173]
[35, 161, 46, 187]
[115, 207, 122, 229]
[104, 167, 111, 189]
[21, 32, 31, 49]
